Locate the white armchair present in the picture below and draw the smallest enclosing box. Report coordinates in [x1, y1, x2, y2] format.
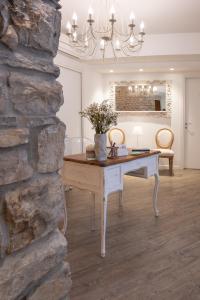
[108, 128, 126, 146]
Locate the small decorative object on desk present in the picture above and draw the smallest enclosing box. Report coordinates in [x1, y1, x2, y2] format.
[107, 142, 119, 158]
[80, 101, 119, 161]
[118, 144, 129, 157]
[86, 144, 96, 160]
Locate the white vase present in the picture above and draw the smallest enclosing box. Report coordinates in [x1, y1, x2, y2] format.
[94, 133, 107, 161]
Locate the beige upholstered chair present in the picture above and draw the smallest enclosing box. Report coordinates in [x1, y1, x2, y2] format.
[108, 128, 126, 146]
[155, 128, 174, 176]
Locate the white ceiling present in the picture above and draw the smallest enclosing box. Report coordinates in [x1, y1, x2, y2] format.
[60, 0, 200, 34]
[88, 55, 200, 74]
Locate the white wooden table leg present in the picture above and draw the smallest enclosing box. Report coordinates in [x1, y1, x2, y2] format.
[118, 190, 123, 216]
[101, 195, 108, 258]
[153, 173, 160, 217]
[90, 192, 96, 231]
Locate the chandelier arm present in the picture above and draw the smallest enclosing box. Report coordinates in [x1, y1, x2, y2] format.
[89, 25, 97, 40]
[92, 26, 112, 35]
[75, 40, 97, 56]
[110, 22, 115, 40]
[123, 43, 142, 54]
[131, 32, 140, 43]
[123, 38, 141, 49]
[114, 27, 134, 41]
[123, 34, 133, 43]
[111, 40, 117, 59]
[122, 31, 138, 44]
[88, 42, 98, 57]
[121, 46, 132, 57]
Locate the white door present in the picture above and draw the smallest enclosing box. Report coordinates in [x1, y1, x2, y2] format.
[57, 67, 82, 138]
[185, 78, 200, 169]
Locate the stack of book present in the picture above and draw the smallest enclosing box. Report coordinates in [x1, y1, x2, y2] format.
[130, 148, 150, 155]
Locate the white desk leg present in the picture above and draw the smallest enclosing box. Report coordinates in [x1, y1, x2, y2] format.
[101, 195, 108, 258]
[90, 192, 96, 231]
[118, 190, 123, 216]
[153, 173, 160, 217]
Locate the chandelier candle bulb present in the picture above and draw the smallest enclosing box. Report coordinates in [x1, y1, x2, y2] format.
[88, 7, 94, 20]
[72, 12, 78, 26]
[66, 22, 72, 35]
[85, 36, 89, 47]
[110, 5, 116, 19]
[115, 39, 120, 50]
[140, 21, 144, 33]
[73, 31, 77, 42]
[100, 39, 105, 50]
[130, 12, 135, 25]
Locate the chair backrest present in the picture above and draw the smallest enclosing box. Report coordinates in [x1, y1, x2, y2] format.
[64, 136, 93, 155]
[155, 128, 174, 149]
[108, 128, 126, 146]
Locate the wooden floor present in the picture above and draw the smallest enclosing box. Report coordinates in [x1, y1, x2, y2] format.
[66, 170, 200, 300]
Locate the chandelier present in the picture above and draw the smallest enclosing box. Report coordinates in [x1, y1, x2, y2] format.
[65, 2, 145, 59]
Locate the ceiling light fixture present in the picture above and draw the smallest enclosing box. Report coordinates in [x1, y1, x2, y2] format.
[109, 69, 114, 73]
[128, 84, 157, 96]
[170, 68, 175, 71]
[139, 68, 144, 72]
[65, 1, 145, 60]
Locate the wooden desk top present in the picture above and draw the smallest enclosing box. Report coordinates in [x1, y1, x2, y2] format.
[63, 151, 160, 167]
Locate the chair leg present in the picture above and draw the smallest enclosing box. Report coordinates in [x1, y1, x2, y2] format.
[169, 157, 174, 176]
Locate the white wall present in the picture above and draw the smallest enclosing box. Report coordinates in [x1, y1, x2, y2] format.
[82, 67, 104, 140]
[54, 51, 83, 138]
[54, 51, 104, 141]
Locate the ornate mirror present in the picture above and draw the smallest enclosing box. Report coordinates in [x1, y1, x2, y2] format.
[109, 80, 172, 117]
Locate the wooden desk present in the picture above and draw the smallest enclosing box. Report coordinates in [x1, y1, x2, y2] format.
[63, 151, 160, 257]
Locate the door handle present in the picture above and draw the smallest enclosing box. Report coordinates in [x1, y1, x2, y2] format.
[185, 122, 192, 129]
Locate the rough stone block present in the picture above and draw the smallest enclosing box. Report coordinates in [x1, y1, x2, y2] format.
[0, 128, 29, 147]
[0, 195, 9, 259]
[0, 70, 9, 114]
[11, 0, 61, 56]
[4, 174, 65, 253]
[0, 116, 17, 128]
[1, 25, 18, 50]
[0, 46, 60, 76]
[38, 122, 65, 173]
[0, 148, 33, 186]
[9, 73, 64, 115]
[28, 262, 72, 300]
[0, 230, 67, 300]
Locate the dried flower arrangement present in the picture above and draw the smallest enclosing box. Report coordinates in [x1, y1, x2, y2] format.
[80, 100, 119, 134]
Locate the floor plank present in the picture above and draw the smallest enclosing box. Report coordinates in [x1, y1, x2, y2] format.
[66, 170, 200, 300]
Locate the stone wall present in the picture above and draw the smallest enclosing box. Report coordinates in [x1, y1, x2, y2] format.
[0, 0, 71, 299]
[116, 86, 160, 111]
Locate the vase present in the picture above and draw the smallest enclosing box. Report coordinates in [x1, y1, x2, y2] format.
[94, 133, 107, 161]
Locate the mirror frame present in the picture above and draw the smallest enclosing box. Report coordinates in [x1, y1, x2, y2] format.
[108, 80, 172, 118]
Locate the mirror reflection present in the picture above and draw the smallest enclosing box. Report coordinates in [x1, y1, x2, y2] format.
[115, 83, 167, 112]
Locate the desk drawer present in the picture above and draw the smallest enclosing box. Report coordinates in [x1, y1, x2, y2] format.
[104, 165, 122, 194]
